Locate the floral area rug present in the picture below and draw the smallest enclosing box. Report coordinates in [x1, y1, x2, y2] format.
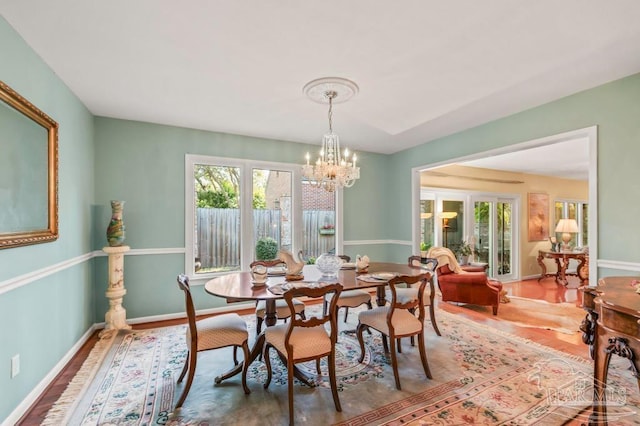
[46, 306, 640, 425]
[451, 295, 587, 335]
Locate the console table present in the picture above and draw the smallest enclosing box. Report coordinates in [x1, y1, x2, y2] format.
[537, 250, 587, 285]
[580, 276, 640, 424]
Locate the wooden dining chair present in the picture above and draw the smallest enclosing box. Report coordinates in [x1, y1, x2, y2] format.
[322, 254, 373, 323]
[250, 260, 306, 336]
[356, 273, 432, 390]
[263, 283, 343, 426]
[407, 256, 440, 336]
[175, 274, 250, 409]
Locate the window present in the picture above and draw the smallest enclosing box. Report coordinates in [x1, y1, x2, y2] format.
[185, 155, 303, 278]
[554, 200, 588, 248]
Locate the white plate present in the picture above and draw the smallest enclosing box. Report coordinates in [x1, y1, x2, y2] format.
[372, 272, 395, 280]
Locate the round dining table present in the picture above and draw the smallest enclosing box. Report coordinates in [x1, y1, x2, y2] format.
[204, 261, 430, 385]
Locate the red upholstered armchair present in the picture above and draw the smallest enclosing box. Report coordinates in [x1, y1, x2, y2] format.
[427, 247, 503, 315]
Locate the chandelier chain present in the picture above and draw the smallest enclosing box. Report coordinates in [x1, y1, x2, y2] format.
[326, 91, 335, 133]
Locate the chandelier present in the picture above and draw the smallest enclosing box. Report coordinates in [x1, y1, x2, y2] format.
[302, 77, 360, 192]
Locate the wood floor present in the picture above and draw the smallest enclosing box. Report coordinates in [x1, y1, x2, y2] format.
[16, 276, 589, 425]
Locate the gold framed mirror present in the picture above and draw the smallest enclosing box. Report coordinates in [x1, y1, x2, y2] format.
[0, 80, 59, 249]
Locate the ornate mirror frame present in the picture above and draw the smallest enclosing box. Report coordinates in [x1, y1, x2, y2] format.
[0, 80, 59, 249]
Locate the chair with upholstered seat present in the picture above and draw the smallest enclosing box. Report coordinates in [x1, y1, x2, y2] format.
[356, 273, 432, 390]
[406, 255, 440, 336]
[427, 247, 503, 315]
[175, 274, 250, 409]
[263, 283, 343, 425]
[251, 260, 306, 336]
[322, 255, 373, 322]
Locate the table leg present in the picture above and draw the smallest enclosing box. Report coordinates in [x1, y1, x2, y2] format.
[375, 285, 387, 307]
[215, 301, 277, 385]
[577, 256, 587, 283]
[537, 252, 547, 282]
[557, 258, 569, 285]
[264, 299, 278, 327]
[591, 331, 613, 425]
[215, 332, 264, 385]
[214, 302, 314, 387]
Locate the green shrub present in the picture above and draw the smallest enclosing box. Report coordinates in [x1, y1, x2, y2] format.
[256, 237, 278, 260]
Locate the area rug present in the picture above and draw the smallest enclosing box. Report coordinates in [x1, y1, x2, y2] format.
[447, 295, 587, 334]
[45, 307, 640, 425]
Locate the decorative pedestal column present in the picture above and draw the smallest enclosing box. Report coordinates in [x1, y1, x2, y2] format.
[100, 245, 132, 339]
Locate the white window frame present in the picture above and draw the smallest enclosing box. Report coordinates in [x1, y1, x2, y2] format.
[185, 154, 303, 281]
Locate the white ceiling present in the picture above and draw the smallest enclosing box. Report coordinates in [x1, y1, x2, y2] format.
[2, 1, 639, 167]
[458, 138, 590, 181]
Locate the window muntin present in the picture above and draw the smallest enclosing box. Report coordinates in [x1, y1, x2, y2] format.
[186, 155, 305, 278]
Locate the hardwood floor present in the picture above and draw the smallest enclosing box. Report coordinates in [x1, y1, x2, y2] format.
[16, 277, 589, 425]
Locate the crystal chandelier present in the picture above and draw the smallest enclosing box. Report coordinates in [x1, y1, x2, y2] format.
[302, 77, 360, 192]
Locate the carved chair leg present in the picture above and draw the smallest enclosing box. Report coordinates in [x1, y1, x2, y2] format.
[389, 336, 402, 390]
[381, 334, 389, 354]
[316, 358, 321, 374]
[397, 338, 402, 353]
[263, 345, 273, 389]
[429, 304, 441, 336]
[287, 359, 295, 426]
[417, 332, 432, 379]
[241, 342, 251, 394]
[356, 323, 367, 363]
[328, 352, 342, 412]
[344, 306, 349, 323]
[492, 305, 498, 315]
[177, 349, 189, 383]
[175, 349, 197, 408]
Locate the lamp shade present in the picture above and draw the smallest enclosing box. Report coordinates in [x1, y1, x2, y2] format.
[439, 211, 458, 219]
[555, 219, 579, 233]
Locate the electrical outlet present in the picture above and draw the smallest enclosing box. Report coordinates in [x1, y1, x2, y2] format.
[11, 354, 20, 378]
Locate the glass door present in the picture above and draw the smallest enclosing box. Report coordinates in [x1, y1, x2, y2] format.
[472, 197, 516, 280]
[440, 198, 465, 250]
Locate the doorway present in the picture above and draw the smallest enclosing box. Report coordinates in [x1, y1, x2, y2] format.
[411, 126, 598, 283]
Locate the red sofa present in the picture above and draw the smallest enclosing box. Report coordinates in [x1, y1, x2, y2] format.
[436, 263, 503, 315]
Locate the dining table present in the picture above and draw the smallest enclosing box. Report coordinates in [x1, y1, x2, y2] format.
[204, 261, 431, 386]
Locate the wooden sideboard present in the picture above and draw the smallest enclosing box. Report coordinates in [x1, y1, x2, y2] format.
[580, 276, 640, 424]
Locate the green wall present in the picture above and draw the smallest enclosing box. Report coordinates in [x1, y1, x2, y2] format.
[92, 118, 390, 320]
[0, 17, 95, 421]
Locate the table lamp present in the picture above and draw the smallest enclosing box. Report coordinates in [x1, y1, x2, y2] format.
[555, 218, 579, 251]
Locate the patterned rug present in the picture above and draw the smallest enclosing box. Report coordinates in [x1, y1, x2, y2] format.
[45, 306, 640, 425]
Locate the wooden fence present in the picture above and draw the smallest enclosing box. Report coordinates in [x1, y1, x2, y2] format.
[196, 208, 335, 270]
